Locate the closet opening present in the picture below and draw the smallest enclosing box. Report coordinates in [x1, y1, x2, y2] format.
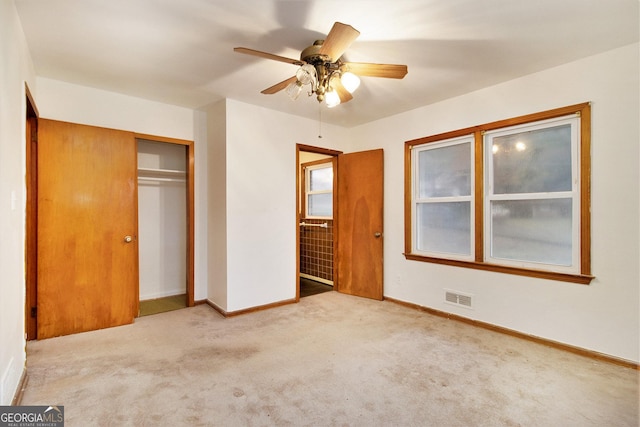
[137, 138, 191, 316]
[296, 144, 342, 299]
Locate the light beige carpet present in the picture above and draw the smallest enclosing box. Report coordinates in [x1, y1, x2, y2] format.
[22, 292, 639, 426]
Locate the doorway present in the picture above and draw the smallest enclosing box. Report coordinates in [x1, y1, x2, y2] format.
[297, 145, 341, 299]
[296, 144, 385, 302]
[137, 138, 189, 316]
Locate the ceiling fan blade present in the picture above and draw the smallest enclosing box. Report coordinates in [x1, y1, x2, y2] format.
[344, 62, 408, 79]
[332, 78, 353, 104]
[261, 76, 298, 94]
[234, 47, 304, 66]
[319, 22, 360, 61]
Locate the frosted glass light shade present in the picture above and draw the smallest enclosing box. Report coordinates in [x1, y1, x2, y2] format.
[325, 89, 340, 108]
[296, 64, 317, 85]
[341, 72, 360, 93]
[286, 81, 303, 100]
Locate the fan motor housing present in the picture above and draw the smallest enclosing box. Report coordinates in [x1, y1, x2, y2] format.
[300, 40, 332, 64]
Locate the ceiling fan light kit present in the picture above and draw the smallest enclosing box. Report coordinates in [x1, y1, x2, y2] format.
[340, 71, 361, 93]
[284, 47, 355, 108]
[234, 22, 407, 108]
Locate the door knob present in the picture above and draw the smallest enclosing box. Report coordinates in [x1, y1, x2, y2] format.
[124, 235, 133, 243]
[374, 232, 382, 238]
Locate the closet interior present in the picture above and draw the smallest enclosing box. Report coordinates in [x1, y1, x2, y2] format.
[137, 139, 188, 315]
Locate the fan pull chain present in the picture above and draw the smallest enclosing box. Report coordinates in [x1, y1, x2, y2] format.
[318, 104, 323, 138]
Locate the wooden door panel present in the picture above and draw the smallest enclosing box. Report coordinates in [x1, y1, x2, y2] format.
[38, 119, 138, 338]
[336, 149, 384, 300]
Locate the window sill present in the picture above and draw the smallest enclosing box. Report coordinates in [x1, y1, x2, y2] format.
[403, 253, 595, 285]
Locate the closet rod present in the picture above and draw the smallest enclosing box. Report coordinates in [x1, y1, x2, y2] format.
[299, 222, 328, 228]
[137, 177, 186, 183]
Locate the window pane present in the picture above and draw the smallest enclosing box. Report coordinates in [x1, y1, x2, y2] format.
[417, 202, 471, 255]
[418, 142, 471, 198]
[310, 167, 333, 191]
[490, 199, 572, 265]
[492, 124, 572, 194]
[308, 193, 332, 217]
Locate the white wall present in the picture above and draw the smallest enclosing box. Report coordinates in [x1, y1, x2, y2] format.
[218, 99, 348, 312]
[350, 43, 640, 363]
[193, 109, 208, 301]
[34, 77, 209, 302]
[205, 100, 228, 309]
[36, 77, 194, 140]
[0, 0, 36, 404]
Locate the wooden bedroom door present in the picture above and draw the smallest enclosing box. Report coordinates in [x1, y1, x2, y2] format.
[336, 149, 384, 300]
[37, 119, 139, 338]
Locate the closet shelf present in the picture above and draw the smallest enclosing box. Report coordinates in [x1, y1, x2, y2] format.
[138, 167, 186, 183]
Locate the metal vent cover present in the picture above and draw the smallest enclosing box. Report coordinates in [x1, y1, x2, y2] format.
[444, 289, 473, 309]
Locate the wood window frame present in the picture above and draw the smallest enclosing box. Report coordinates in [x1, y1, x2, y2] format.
[404, 102, 594, 284]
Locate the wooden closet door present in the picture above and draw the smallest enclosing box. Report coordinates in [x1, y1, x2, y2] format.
[37, 119, 138, 338]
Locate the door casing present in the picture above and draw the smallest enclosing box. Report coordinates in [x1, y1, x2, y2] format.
[25, 85, 38, 340]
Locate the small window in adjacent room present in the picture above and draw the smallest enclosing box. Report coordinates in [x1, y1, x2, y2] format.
[303, 160, 334, 219]
[405, 103, 593, 284]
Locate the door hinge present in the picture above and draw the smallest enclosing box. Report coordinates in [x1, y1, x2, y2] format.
[31, 306, 37, 318]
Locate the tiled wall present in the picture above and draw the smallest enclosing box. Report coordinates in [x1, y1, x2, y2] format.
[300, 219, 334, 282]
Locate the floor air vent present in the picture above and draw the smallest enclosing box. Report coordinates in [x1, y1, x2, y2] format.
[445, 290, 473, 309]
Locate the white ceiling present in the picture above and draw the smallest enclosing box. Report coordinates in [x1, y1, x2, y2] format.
[14, 0, 639, 127]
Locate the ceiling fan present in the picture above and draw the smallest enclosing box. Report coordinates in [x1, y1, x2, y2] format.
[234, 22, 408, 108]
